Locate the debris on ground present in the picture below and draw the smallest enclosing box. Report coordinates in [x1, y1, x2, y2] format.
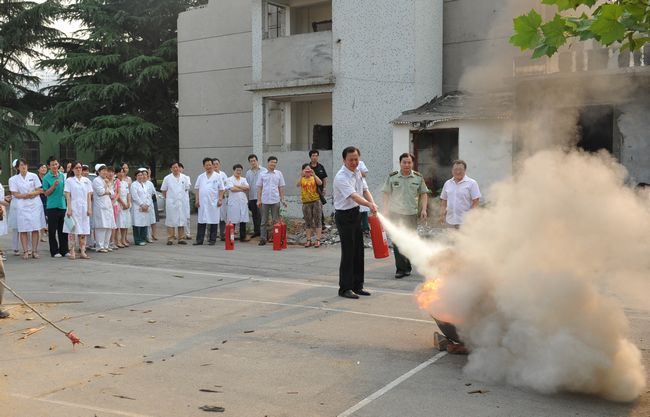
[243, 330, 254, 334]
[113, 394, 136, 400]
[199, 405, 225, 413]
[94, 345, 107, 349]
[18, 326, 45, 340]
[199, 389, 222, 393]
[468, 389, 489, 394]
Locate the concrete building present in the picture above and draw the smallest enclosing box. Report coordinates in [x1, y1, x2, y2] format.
[179, 0, 650, 210]
[178, 0, 443, 215]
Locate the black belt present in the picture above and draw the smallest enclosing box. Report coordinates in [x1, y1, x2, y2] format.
[336, 206, 360, 213]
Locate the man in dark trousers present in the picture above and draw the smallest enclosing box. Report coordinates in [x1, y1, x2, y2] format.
[333, 146, 378, 299]
[308, 150, 328, 229]
[42, 156, 68, 258]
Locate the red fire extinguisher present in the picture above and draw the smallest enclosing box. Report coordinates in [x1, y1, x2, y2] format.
[273, 222, 283, 251]
[225, 223, 235, 250]
[368, 214, 390, 259]
[280, 222, 287, 249]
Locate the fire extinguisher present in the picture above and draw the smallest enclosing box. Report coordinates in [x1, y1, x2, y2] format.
[368, 214, 390, 259]
[280, 222, 287, 249]
[225, 223, 235, 250]
[273, 222, 283, 251]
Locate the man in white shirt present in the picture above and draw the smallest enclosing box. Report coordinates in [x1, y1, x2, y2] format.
[333, 147, 378, 299]
[256, 156, 286, 245]
[213, 158, 229, 240]
[245, 154, 267, 238]
[439, 160, 481, 227]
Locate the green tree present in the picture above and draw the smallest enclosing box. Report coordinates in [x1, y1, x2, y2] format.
[40, 0, 207, 173]
[0, 0, 60, 149]
[511, 0, 650, 58]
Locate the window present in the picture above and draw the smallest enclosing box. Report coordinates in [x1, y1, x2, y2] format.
[266, 2, 286, 39]
[23, 139, 41, 169]
[59, 142, 77, 162]
[312, 20, 332, 32]
[312, 124, 332, 150]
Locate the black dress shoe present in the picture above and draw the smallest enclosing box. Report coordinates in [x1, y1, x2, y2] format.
[405, 271, 411, 276]
[208, 241, 216, 246]
[178, 240, 187, 245]
[395, 271, 406, 279]
[192, 242, 203, 246]
[258, 240, 266, 246]
[339, 290, 359, 299]
[354, 289, 371, 296]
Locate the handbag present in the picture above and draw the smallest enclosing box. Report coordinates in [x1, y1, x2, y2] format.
[64, 215, 76, 232]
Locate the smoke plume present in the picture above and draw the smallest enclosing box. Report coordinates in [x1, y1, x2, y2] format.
[381, 148, 649, 401]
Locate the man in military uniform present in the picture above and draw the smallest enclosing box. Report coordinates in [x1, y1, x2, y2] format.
[382, 153, 429, 278]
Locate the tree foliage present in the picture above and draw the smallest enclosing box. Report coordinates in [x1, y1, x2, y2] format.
[40, 0, 207, 171]
[511, 0, 650, 58]
[0, 0, 60, 149]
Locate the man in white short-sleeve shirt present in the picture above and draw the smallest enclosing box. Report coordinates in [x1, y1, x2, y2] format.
[333, 147, 378, 300]
[439, 160, 481, 226]
[256, 156, 286, 245]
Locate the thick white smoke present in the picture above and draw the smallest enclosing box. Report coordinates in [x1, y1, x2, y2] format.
[380, 149, 648, 401]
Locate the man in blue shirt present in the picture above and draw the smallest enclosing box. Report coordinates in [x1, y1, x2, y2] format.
[42, 156, 68, 257]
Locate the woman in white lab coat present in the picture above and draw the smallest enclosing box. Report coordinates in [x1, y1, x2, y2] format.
[225, 164, 250, 241]
[0, 164, 9, 261]
[144, 169, 158, 242]
[64, 161, 93, 259]
[131, 169, 152, 245]
[9, 159, 46, 259]
[92, 164, 117, 252]
[115, 166, 132, 247]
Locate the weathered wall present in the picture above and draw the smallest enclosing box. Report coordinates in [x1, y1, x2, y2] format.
[261, 31, 333, 82]
[618, 99, 650, 184]
[332, 0, 443, 193]
[178, 0, 253, 183]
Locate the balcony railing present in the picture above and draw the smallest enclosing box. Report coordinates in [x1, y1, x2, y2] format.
[514, 43, 650, 77]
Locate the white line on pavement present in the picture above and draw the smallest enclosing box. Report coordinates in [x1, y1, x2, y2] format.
[337, 351, 448, 417]
[88, 260, 415, 296]
[9, 393, 155, 417]
[24, 290, 434, 324]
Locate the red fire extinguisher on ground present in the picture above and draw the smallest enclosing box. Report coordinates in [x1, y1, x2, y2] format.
[280, 222, 287, 249]
[273, 222, 283, 251]
[225, 223, 235, 250]
[368, 214, 390, 259]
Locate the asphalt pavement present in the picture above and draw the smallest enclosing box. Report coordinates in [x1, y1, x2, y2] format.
[0, 228, 648, 417]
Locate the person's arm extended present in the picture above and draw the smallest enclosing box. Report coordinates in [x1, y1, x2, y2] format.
[279, 186, 286, 207]
[420, 192, 429, 219]
[349, 191, 377, 213]
[439, 199, 447, 224]
[471, 198, 480, 209]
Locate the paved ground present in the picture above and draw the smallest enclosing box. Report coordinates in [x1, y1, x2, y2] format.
[0, 228, 648, 417]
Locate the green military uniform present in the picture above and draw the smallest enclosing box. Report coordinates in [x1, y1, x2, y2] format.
[382, 170, 429, 276]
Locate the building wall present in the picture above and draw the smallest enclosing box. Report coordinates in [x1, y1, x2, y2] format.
[178, 0, 254, 183]
[618, 99, 650, 184]
[416, 120, 514, 200]
[332, 0, 443, 193]
[442, 0, 537, 93]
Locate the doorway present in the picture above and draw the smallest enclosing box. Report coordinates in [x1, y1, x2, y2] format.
[413, 129, 459, 195]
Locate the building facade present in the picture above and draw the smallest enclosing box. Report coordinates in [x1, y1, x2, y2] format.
[178, 0, 442, 215]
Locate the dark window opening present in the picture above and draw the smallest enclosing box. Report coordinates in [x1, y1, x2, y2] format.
[23, 139, 41, 169]
[576, 105, 614, 154]
[312, 124, 332, 150]
[59, 142, 77, 162]
[312, 20, 332, 32]
[413, 129, 459, 195]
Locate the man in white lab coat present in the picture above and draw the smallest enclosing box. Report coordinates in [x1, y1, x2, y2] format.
[193, 157, 224, 246]
[161, 161, 190, 245]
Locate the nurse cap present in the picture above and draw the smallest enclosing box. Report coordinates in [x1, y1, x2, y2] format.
[95, 163, 106, 172]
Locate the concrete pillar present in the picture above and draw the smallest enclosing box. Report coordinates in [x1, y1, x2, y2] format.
[392, 125, 411, 171]
[252, 0, 263, 82]
[282, 101, 292, 151]
[252, 94, 264, 157]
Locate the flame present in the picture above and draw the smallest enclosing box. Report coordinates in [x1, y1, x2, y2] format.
[415, 278, 443, 311]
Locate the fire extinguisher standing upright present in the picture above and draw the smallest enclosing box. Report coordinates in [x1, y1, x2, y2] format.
[273, 222, 283, 251]
[368, 214, 390, 259]
[225, 223, 235, 250]
[280, 221, 287, 249]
